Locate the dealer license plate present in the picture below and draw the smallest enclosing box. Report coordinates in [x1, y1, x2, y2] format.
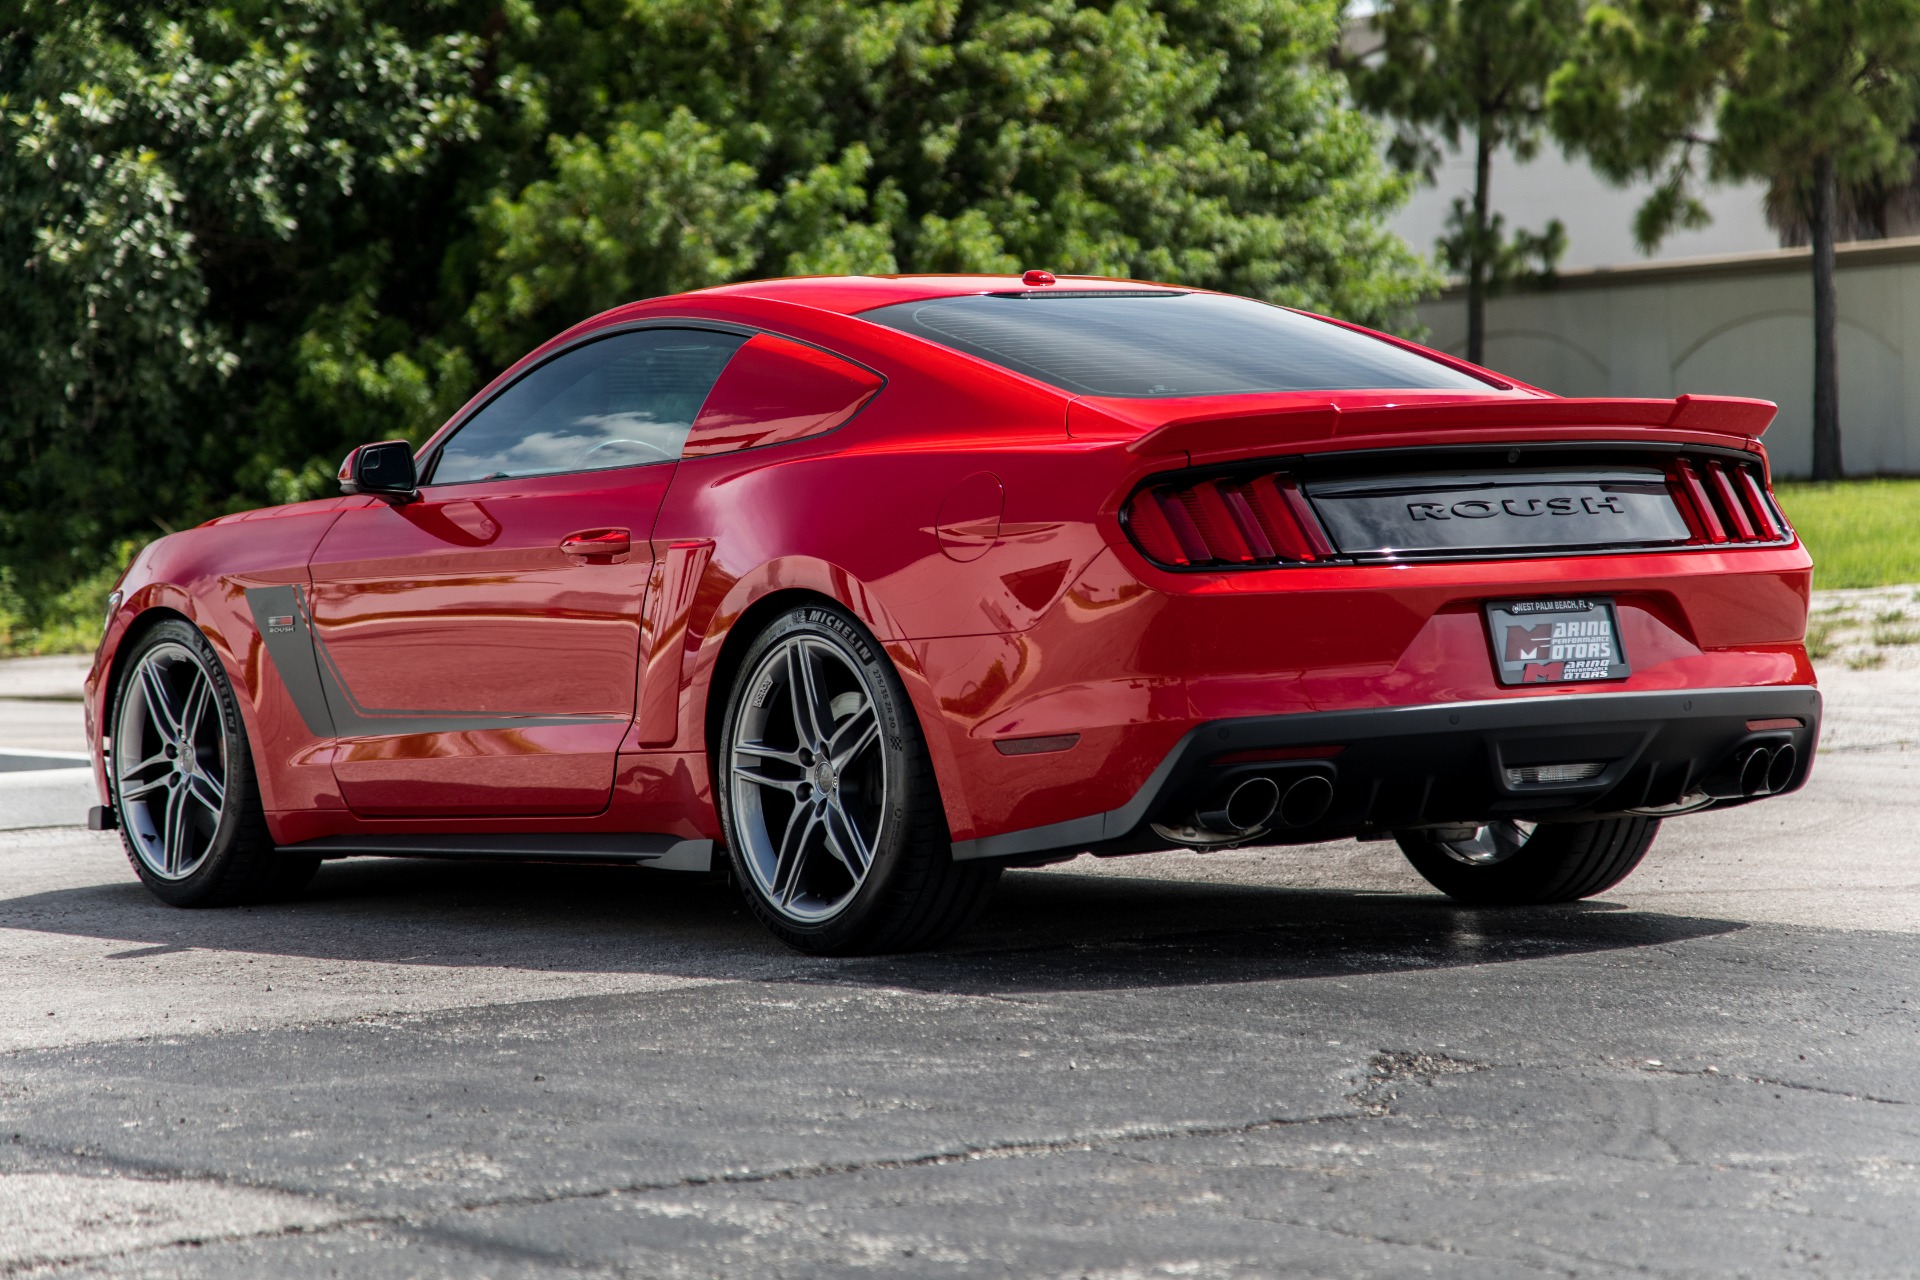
[1485, 598, 1630, 685]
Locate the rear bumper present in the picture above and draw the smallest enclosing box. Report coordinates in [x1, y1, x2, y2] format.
[950, 685, 1821, 862]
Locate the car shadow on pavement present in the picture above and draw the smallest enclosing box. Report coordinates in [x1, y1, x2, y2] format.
[3, 853, 1744, 995]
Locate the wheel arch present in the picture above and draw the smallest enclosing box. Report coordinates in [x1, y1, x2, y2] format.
[695, 580, 973, 843]
[96, 589, 285, 817]
[701, 587, 836, 764]
[99, 602, 199, 731]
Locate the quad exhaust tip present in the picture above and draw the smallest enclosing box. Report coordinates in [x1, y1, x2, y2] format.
[1198, 776, 1281, 834]
[1191, 772, 1336, 839]
[1277, 773, 1335, 828]
[1765, 742, 1797, 793]
[1737, 742, 1798, 797]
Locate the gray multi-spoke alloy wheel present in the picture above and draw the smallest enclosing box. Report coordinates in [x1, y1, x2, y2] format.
[1426, 819, 1537, 868]
[110, 619, 317, 906]
[718, 603, 999, 954]
[116, 639, 229, 881]
[1396, 815, 1661, 906]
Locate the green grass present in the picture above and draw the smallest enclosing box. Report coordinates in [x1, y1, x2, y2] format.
[1774, 479, 1920, 589]
[1803, 615, 1843, 660]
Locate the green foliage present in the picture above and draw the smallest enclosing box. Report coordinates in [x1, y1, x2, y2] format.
[2, 0, 488, 600]
[469, 109, 781, 365]
[1346, 0, 1580, 357]
[2, 0, 1436, 620]
[1549, 1, 1920, 481]
[1435, 200, 1566, 294]
[0, 540, 143, 657]
[1548, 0, 1920, 250]
[1774, 479, 1920, 590]
[1349, 0, 1583, 174]
[479, 0, 1438, 348]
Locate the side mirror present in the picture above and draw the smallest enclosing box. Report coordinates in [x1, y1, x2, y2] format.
[338, 440, 419, 502]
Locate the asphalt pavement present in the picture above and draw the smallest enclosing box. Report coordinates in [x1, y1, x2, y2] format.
[2, 647, 1918, 1277]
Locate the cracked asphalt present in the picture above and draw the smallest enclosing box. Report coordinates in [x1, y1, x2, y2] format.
[2, 657, 1918, 1277]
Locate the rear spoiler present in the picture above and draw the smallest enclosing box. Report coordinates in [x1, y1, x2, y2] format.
[1124, 394, 1778, 458]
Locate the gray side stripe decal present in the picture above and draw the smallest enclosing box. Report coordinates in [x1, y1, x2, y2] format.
[247, 585, 337, 737]
[246, 584, 627, 738]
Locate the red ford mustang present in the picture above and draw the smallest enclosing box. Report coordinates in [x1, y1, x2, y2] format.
[83, 273, 1818, 953]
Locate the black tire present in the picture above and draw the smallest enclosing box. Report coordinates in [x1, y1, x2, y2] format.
[109, 618, 316, 907]
[1396, 816, 1660, 906]
[716, 601, 999, 954]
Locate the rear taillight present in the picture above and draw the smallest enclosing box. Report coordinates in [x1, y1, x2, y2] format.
[1123, 473, 1333, 567]
[1668, 456, 1788, 545]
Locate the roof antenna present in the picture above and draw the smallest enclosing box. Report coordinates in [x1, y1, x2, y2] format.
[1021, 269, 1057, 287]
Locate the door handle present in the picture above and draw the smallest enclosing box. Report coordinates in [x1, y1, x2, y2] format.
[560, 528, 632, 559]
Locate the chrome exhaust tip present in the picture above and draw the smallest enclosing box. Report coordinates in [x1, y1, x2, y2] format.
[1276, 773, 1335, 828]
[1197, 776, 1281, 835]
[1765, 742, 1798, 794]
[1738, 747, 1772, 796]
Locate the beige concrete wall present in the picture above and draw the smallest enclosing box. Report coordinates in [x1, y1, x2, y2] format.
[1414, 237, 1920, 478]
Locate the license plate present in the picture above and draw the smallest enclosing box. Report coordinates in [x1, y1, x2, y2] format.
[1485, 598, 1630, 685]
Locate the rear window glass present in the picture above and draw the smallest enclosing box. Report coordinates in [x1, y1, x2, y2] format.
[861, 291, 1492, 397]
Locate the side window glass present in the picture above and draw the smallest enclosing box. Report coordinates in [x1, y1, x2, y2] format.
[683, 334, 884, 457]
[431, 328, 747, 484]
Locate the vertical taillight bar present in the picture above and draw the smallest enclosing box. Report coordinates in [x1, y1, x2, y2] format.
[1246, 475, 1323, 562]
[1269, 476, 1335, 559]
[1188, 482, 1258, 563]
[1673, 459, 1728, 543]
[1155, 491, 1213, 563]
[1705, 461, 1759, 541]
[1734, 466, 1782, 540]
[1218, 485, 1278, 559]
[1123, 489, 1190, 565]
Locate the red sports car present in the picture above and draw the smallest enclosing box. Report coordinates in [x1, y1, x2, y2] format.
[83, 273, 1818, 953]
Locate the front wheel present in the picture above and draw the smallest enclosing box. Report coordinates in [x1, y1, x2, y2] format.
[1396, 816, 1660, 906]
[110, 619, 318, 906]
[717, 602, 998, 954]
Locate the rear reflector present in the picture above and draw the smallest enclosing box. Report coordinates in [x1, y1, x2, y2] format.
[1124, 472, 1332, 567]
[1745, 717, 1803, 732]
[994, 733, 1081, 756]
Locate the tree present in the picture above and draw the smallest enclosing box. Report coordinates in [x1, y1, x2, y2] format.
[1346, 0, 1581, 365]
[470, 0, 1439, 365]
[1, 0, 1436, 624]
[0, 1, 491, 601]
[1549, 0, 1920, 480]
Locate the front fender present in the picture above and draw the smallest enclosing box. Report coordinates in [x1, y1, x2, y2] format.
[85, 500, 355, 829]
[86, 574, 203, 807]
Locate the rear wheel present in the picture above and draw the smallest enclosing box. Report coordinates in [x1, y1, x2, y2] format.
[717, 602, 998, 954]
[1395, 816, 1660, 906]
[110, 619, 318, 906]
